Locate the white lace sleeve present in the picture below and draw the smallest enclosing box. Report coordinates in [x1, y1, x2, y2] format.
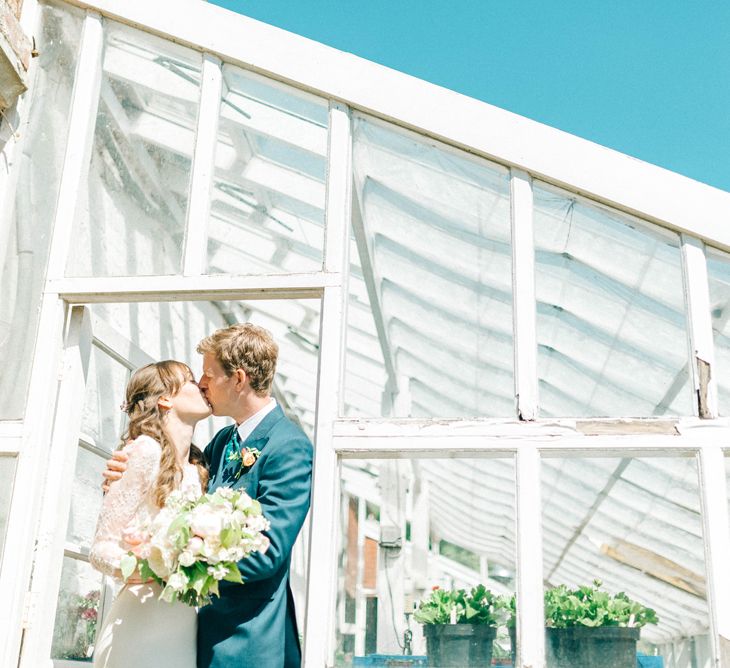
[89, 436, 161, 578]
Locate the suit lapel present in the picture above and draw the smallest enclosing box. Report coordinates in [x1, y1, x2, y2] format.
[241, 404, 285, 452]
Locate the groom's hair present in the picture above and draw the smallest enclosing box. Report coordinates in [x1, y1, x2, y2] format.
[197, 323, 278, 396]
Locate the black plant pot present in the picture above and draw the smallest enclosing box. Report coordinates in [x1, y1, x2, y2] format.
[545, 626, 641, 668]
[423, 624, 496, 668]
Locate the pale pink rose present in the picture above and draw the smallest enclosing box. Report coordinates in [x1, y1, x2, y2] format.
[188, 537, 204, 554]
[242, 451, 256, 467]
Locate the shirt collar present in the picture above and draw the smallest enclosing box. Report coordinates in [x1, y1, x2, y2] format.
[236, 398, 277, 444]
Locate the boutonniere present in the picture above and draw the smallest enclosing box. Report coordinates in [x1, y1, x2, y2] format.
[227, 446, 261, 479]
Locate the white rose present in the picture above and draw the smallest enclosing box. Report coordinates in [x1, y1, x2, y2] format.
[147, 546, 174, 579]
[190, 506, 224, 539]
[179, 551, 195, 567]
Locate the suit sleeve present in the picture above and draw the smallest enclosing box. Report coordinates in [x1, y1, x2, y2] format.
[237, 431, 313, 582]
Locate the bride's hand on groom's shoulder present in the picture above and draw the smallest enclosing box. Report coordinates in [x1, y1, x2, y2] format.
[101, 449, 130, 493]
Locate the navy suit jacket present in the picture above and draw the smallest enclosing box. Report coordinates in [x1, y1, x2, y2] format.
[197, 405, 313, 668]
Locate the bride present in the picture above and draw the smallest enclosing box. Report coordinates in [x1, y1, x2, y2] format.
[89, 360, 211, 668]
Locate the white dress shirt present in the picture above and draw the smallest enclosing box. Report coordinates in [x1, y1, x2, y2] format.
[236, 398, 277, 444]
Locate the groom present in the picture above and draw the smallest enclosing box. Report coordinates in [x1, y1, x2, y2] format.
[105, 323, 313, 668]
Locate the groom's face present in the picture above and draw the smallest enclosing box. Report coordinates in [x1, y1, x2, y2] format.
[198, 352, 239, 418]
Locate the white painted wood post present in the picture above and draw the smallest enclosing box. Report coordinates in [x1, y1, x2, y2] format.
[511, 168, 538, 421]
[697, 445, 730, 667]
[18, 306, 93, 668]
[354, 495, 367, 656]
[183, 53, 223, 276]
[0, 294, 67, 668]
[376, 460, 406, 653]
[515, 445, 545, 668]
[302, 100, 351, 667]
[681, 235, 718, 418]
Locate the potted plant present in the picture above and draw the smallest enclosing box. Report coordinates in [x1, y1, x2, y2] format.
[544, 580, 658, 668]
[414, 585, 508, 667]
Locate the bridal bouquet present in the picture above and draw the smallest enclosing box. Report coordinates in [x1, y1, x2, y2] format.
[120, 486, 270, 607]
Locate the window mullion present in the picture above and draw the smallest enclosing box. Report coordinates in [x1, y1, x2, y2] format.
[681, 234, 717, 417]
[515, 444, 545, 667]
[303, 100, 351, 668]
[182, 53, 222, 276]
[511, 168, 538, 420]
[698, 445, 730, 665]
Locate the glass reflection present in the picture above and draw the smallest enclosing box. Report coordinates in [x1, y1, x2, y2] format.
[0, 455, 17, 561]
[66, 447, 106, 549]
[51, 557, 106, 661]
[335, 457, 516, 666]
[346, 116, 514, 419]
[542, 456, 710, 667]
[0, 3, 83, 418]
[533, 183, 691, 417]
[66, 20, 202, 277]
[80, 344, 130, 452]
[207, 66, 327, 275]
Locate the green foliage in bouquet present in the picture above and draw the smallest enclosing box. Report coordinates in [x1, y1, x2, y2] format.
[414, 585, 509, 626]
[544, 580, 659, 628]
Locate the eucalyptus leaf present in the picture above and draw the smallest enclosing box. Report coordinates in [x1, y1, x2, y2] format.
[120, 553, 137, 581]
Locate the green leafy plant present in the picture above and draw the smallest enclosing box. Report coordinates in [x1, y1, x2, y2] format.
[414, 585, 509, 626]
[544, 580, 658, 628]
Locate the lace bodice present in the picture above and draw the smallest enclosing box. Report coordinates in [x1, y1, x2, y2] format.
[89, 435, 202, 578]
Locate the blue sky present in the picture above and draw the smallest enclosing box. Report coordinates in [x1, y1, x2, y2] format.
[211, 1, 730, 193]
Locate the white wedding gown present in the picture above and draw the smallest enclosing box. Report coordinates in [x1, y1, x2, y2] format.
[89, 435, 201, 668]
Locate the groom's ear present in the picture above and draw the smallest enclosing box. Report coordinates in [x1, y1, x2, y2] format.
[233, 368, 247, 390]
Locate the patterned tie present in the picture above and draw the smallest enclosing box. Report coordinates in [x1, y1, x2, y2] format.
[223, 426, 243, 463]
[220, 427, 243, 485]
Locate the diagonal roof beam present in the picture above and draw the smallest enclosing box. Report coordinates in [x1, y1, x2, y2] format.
[545, 458, 631, 582]
[351, 189, 399, 399]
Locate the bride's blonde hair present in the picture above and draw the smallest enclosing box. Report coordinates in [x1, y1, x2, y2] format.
[121, 360, 208, 507]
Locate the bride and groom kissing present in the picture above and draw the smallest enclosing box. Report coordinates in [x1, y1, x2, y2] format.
[91, 323, 313, 668]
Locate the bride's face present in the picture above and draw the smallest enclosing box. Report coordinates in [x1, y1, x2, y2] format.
[169, 374, 212, 421]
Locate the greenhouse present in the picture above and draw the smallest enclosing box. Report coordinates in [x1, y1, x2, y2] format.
[1, 0, 730, 666]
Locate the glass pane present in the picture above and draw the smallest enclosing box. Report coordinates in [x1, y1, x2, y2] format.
[91, 297, 320, 440]
[542, 455, 710, 667]
[335, 457, 517, 666]
[0, 455, 17, 561]
[66, 20, 202, 277]
[51, 556, 105, 661]
[533, 183, 691, 417]
[80, 344, 130, 452]
[207, 66, 327, 275]
[0, 2, 83, 418]
[346, 116, 514, 418]
[67, 447, 106, 549]
[707, 248, 730, 416]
